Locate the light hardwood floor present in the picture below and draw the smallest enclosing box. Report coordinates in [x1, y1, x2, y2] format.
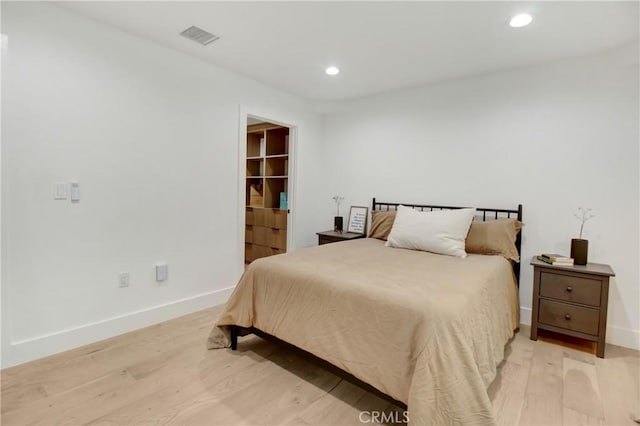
[2, 306, 639, 425]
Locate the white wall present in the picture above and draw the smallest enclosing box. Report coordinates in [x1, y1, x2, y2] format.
[1, 2, 325, 367]
[322, 47, 640, 349]
[2, 2, 638, 369]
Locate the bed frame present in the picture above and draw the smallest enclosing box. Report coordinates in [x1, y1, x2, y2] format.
[372, 198, 523, 284]
[230, 198, 523, 409]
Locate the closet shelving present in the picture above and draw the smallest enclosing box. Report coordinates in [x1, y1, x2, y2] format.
[244, 123, 289, 263]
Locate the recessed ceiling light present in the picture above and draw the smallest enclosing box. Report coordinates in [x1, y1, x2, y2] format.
[509, 14, 533, 28]
[325, 66, 340, 76]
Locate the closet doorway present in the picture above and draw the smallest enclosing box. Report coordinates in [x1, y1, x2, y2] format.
[241, 115, 294, 265]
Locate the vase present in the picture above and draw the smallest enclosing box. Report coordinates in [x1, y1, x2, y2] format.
[334, 216, 343, 233]
[571, 239, 588, 265]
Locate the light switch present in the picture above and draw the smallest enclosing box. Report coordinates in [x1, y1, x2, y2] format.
[156, 264, 168, 282]
[54, 183, 67, 200]
[70, 182, 80, 202]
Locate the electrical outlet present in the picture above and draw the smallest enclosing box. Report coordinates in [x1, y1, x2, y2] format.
[156, 264, 168, 282]
[119, 272, 130, 288]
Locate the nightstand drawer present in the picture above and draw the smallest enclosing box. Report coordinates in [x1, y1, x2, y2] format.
[538, 299, 599, 336]
[540, 271, 601, 306]
[319, 235, 341, 245]
[317, 231, 365, 245]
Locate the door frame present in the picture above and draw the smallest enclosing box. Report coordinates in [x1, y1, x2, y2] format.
[236, 105, 297, 277]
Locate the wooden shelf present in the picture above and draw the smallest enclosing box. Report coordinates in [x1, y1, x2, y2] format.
[265, 157, 287, 177]
[266, 128, 288, 156]
[244, 123, 289, 263]
[246, 158, 263, 177]
[246, 206, 288, 210]
[265, 179, 286, 209]
[247, 133, 263, 157]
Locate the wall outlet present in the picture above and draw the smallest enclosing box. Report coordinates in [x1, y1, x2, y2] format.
[156, 264, 168, 282]
[118, 272, 130, 288]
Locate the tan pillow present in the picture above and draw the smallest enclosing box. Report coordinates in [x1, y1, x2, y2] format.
[369, 210, 396, 240]
[465, 218, 523, 262]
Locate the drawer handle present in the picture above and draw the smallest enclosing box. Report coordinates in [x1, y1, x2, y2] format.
[565, 314, 572, 320]
[566, 286, 573, 292]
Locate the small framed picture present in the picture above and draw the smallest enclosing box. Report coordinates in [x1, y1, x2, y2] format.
[347, 206, 368, 234]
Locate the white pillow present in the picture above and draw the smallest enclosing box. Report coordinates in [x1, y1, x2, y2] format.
[385, 205, 476, 258]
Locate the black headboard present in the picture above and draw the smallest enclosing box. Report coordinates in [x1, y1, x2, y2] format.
[372, 198, 523, 285]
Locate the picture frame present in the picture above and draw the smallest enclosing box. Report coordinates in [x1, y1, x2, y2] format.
[347, 206, 368, 234]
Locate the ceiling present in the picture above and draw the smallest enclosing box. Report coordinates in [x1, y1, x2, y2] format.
[58, 1, 639, 102]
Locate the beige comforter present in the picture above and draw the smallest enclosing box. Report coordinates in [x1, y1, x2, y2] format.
[207, 238, 519, 425]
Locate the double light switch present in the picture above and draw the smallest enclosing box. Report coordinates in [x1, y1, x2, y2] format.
[54, 182, 80, 202]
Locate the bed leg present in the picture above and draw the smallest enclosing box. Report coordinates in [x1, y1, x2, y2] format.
[230, 325, 238, 351]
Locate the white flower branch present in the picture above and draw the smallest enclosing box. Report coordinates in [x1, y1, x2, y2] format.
[574, 207, 595, 239]
[332, 195, 344, 216]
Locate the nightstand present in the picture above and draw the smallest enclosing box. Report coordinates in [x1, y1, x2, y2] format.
[316, 230, 366, 245]
[530, 256, 615, 358]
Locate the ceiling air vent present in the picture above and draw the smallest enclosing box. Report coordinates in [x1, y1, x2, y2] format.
[179, 26, 219, 46]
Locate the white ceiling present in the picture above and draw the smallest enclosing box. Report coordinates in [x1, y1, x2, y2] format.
[58, 1, 639, 102]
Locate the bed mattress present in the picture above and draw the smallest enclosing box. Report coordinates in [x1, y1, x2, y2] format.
[207, 238, 519, 425]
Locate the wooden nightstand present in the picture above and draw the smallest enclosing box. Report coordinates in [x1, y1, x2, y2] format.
[316, 230, 366, 245]
[530, 256, 615, 358]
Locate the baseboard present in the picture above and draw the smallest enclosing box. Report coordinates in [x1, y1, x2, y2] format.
[607, 325, 640, 351]
[519, 306, 639, 351]
[520, 307, 532, 326]
[2, 286, 235, 368]
[5, 294, 636, 368]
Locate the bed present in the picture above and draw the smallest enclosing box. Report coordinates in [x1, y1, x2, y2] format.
[207, 199, 523, 425]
